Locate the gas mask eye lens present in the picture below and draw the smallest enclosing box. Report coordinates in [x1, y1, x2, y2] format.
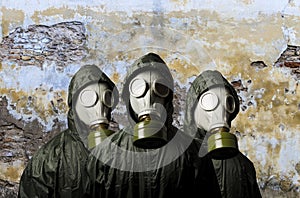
[153, 79, 169, 98]
[226, 95, 235, 113]
[199, 92, 219, 111]
[103, 90, 114, 108]
[80, 89, 98, 107]
[129, 78, 147, 98]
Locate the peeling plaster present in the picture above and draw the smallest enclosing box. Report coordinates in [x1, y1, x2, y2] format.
[0, 160, 24, 183]
[0, 63, 78, 131]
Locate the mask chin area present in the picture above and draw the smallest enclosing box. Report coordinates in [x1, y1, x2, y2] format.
[133, 114, 167, 149]
[207, 130, 239, 160]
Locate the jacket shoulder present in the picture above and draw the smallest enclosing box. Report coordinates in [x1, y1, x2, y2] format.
[25, 130, 69, 173]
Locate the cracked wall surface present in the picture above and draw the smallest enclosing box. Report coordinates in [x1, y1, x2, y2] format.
[0, 0, 300, 197]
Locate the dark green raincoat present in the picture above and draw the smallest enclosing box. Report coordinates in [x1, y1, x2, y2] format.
[86, 53, 204, 198]
[18, 65, 118, 198]
[212, 153, 262, 198]
[184, 70, 262, 198]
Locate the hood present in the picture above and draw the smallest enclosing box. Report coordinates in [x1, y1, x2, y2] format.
[121, 52, 174, 128]
[67, 64, 119, 142]
[184, 70, 240, 142]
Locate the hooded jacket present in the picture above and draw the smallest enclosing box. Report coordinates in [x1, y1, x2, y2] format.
[18, 65, 118, 198]
[184, 70, 261, 198]
[87, 53, 201, 198]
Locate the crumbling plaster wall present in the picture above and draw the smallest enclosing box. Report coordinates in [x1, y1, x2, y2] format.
[0, 0, 299, 197]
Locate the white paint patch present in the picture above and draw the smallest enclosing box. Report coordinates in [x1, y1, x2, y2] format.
[1, 0, 298, 19]
[278, 129, 300, 179]
[114, 60, 131, 79]
[0, 63, 79, 131]
[253, 137, 268, 167]
[269, 137, 279, 149]
[282, 25, 297, 44]
[0, 62, 80, 92]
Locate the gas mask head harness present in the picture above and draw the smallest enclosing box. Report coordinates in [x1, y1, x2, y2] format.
[128, 68, 172, 149]
[75, 82, 117, 149]
[194, 83, 239, 159]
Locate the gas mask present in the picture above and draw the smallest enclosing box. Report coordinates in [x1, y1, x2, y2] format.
[129, 70, 171, 149]
[194, 86, 239, 159]
[75, 82, 115, 150]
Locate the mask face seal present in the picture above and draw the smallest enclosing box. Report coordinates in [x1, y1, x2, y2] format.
[128, 70, 171, 149]
[194, 86, 239, 159]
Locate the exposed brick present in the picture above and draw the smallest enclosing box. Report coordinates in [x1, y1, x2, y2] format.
[274, 45, 300, 80]
[284, 61, 300, 68]
[0, 21, 88, 71]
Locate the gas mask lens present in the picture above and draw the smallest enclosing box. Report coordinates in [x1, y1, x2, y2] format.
[199, 92, 219, 111]
[102, 89, 114, 108]
[129, 78, 169, 98]
[79, 89, 114, 108]
[153, 79, 169, 98]
[225, 94, 235, 113]
[129, 78, 147, 98]
[80, 89, 98, 107]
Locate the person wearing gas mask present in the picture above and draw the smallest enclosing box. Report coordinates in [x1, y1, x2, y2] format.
[18, 64, 118, 198]
[74, 69, 119, 150]
[87, 52, 202, 198]
[184, 70, 261, 198]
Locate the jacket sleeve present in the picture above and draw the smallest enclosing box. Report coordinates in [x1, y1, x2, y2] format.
[18, 140, 60, 198]
[18, 155, 56, 198]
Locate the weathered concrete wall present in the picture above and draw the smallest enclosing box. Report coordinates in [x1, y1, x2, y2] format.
[0, 0, 299, 197]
